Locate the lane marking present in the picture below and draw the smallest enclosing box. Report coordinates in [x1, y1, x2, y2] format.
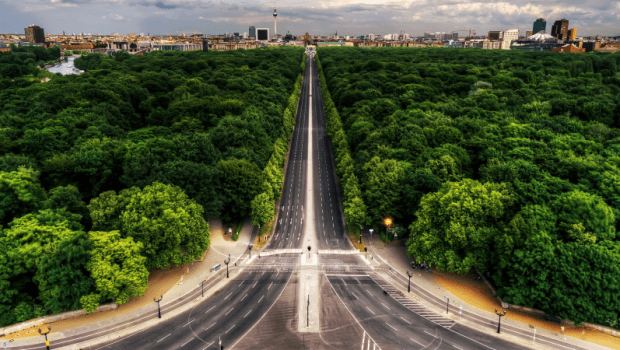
[381, 302, 391, 310]
[181, 338, 194, 347]
[183, 319, 195, 327]
[224, 292, 232, 300]
[259, 295, 264, 303]
[205, 306, 216, 314]
[410, 338, 423, 346]
[225, 307, 234, 316]
[400, 316, 411, 324]
[241, 294, 248, 301]
[205, 322, 216, 331]
[244, 309, 253, 318]
[424, 330, 437, 338]
[366, 307, 375, 315]
[225, 325, 235, 334]
[157, 334, 171, 342]
[385, 323, 397, 332]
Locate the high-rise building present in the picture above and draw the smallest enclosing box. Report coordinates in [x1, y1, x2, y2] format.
[533, 18, 546, 34]
[249, 26, 256, 38]
[568, 28, 578, 41]
[526, 31, 533, 37]
[551, 18, 569, 40]
[257, 28, 269, 41]
[24, 24, 45, 43]
[202, 38, 209, 52]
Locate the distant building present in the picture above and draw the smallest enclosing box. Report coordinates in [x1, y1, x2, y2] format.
[551, 18, 569, 40]
[568, 28, 578, 41]
[526, 31, 533, 37]
[249, 26, 256, 38]
[488, 31, 502, 40]
[485, 29, 518, 49]
[582, 41, 601, 52]
[481, 40, 502, 50]
[551, 43, 585, 53]
[25, 24, 45, 43]
[256, 28, 269, 41]
[202, 38, 209, 52]
[285, 31, 293, 41]
[424, 31, 458, 41]
[152, 42, 202, 51]
[533, 18, 546, 34]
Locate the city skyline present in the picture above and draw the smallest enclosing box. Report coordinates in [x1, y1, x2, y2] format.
[1, 0, 619, 37]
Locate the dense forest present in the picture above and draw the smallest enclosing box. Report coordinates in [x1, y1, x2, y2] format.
[0, 46, 304, 327]
[317, 47, 620, 327]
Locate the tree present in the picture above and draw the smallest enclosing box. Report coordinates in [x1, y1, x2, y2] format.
[552, 190, 616, 242]
[85, 230, 148, 307]
[34, 231, 95, 314]
[46, 185, 91, 229]
[88, 188, 138, 231]
[216, 159, 265, 223]
[407, 179, 514, 274]
[344, 196, 367, 230]
[363, 157, 405, 225]
[251, 192, 274, 227]
[120, 182, 210, 269]
[0, 168, 47, 226]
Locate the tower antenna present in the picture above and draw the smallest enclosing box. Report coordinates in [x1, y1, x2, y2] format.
[273, 2, 278, 41]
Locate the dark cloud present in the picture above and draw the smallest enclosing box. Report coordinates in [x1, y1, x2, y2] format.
[155, 2, 177, 10]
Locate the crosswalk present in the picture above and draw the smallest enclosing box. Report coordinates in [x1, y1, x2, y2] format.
[367, 272, 456, 329]
[360, 330, 381, 350]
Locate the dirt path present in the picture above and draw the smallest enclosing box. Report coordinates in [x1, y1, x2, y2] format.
[435, 271, 620, 350]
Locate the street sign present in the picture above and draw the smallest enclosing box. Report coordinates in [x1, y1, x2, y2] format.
[199, 280, 206, 286]
[4, 341, 8, 347]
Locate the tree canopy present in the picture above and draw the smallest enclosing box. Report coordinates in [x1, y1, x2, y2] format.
[318, 47, 620, 327]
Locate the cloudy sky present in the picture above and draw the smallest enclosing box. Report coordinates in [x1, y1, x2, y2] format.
[1, 0, 619, 37]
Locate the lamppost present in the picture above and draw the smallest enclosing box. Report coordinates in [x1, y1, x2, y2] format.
[369, 229, 373, 242]
[495, 308, 507, 333]
[359, 226, 362, 244]
[248, 244, 253, 258]
[38, 326, 51, 350]
[258, 224, 261, 242]
[406, 271, 413, 293]
[384, 218, 392, 241]
[225, 254, 231, 278]
[445, 296, 456, 314]
[153, 294, 163, 318]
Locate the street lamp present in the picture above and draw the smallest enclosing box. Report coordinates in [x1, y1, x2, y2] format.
[153, 294, 163, 318]
[406, 271, 413, 293]
[359, 226, 362, 244]
[38, 326, 51, 350]
[445, 296, 456, 314]
[383, 218, 392, 241]
[225, 254, 231, 278]
[248, 244, 253, 258]
[369, 229, 373, 242]
[495, 308, 507, 333]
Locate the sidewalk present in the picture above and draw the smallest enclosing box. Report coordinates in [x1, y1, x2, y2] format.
[361, 230, 620, 350]
[3, 218, 254, 346]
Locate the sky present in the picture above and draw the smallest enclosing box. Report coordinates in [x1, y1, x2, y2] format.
[1, 0, 619, 37]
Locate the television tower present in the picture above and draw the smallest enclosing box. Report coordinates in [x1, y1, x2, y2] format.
[273, 6, 277, 40]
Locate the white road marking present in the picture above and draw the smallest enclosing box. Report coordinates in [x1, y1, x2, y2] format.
[410, 338, 423, 346]
[241, 294, 248, 301]
[425, 330, 437, 338]
[268, 282, 273, 289]
[400, 316, 411, 324]
[225, 325, 235, 334]
[366, 306, 375, 315]
[181, 338, 193, 347]
[205, 322, 216, 331]
[225, 307, 234, 316]
[157, 334, 171, 342]
[259, 295, 264, 303]
[183, 319, 195, 327]
[385, 323, 397, 331]
[205, 306, 216, 313]
[381, 302, 391, 310]
[224, 293, 232, 300]
[244, 309, 253, 318]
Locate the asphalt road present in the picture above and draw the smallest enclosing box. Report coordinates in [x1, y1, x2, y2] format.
[310, 60, 350, 251]
[95, 255, 298, 350]
[321, 255, 530, 350]
[269, 57, 312, 250]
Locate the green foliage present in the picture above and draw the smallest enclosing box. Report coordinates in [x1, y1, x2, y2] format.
[86, 230, 148, 306]
[0, 168, 46, 226]
[251, 192, 275, 228]
[120, 182, 210, 269]
[0, 48, 306, 327]
[319, 46, 620, 327]
[408, 179, 514, 274]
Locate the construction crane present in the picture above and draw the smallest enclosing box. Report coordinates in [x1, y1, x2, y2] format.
[176, 30, 203, 41]
[456, 29, 477, 40]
